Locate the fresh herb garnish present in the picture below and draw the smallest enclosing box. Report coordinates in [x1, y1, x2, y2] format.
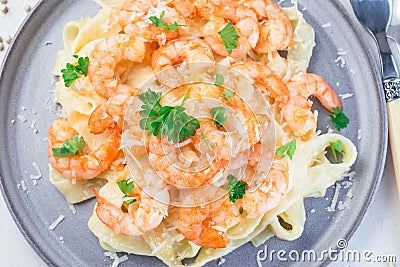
[329, 107, 349, 131]
[117, 179, 137, 205]
[52, 134, 85, 158]
[139, 89, 200, 143]
[201, 132, 213, 150]
[149, 10, 179, 31]
[329, 140, 344, 163]
[276, 139, 296, 160]
[214, 73, 224, 86]
[210, 106, 227, 127]
[222, 90, 235, 102]
[227, 174, 246, 203]
[61, 55, 89, 87]
[218, 21, 239, 54]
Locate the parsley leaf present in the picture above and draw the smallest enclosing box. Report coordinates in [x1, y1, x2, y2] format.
[149, 10, 179, 31]
[276, 139, 296, 160]
[222, 90, 235, 102]
[124, 198, 137, 204]
[214, 73, 224, 86]
[329, 140, 344, 163]
[117, 179, 137, 206]
[227, 174, 246, 203]
[329, 107, 349, 131]
[201, 132, 213, 150]
[163, 106, 200, 143]
[77, 56, 90, 76]
[139, 89, 200, 143]
[52, 134, 85, 158]
[218, 21, 239, 54]
[117, 179, 134, 195]
[61, 55, 90, 87]
[210, 106, 227, 127]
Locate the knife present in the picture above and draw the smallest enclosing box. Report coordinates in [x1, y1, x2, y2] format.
[351, 0, 400, 199]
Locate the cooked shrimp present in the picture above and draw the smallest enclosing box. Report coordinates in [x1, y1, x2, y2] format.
[194, 0, 291, 53]
[246, 0, 293, 53]
[88, 34, 146, 99]
[94, 172, 169, 235]
[240, 156, 288, 218]
[48, 118, 121, 180]
[178, 197, 240, 248]
[248, 143, 262, 167]
[203, 7, 259, 58]
[178, 83, 261, 146]
[88, 89, 137, 134]
[173, 0, 196, 19]
[147, 120, 231, 188]
[281, 73, 342, 138]
[192, 0, 241, 20]
[119, 0, 180, 41]
[151, 37, 214, 87]
[232, 61, 289, 104]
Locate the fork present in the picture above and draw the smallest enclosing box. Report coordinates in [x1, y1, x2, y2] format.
[351, 0, 400, 199]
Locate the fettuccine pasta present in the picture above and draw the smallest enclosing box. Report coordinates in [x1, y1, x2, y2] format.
[47, 0, 357, 266]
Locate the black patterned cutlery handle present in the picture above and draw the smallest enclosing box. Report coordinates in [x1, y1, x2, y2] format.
[384, 78, 400, 102]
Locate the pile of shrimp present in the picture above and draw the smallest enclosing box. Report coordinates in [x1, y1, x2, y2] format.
[48, 0, 342, 251]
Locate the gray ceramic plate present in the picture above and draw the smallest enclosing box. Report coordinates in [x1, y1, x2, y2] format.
[0, 0, 387, 266]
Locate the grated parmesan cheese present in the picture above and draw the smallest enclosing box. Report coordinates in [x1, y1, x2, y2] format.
[335, 56, 346, 67]
[104, 251, 129, 267]
[30, 119, 39, 133]
[49, 215, 65, 230]
[17, 114, 27, 122]
[218, 257, 226, 265]
[326, 183, 341, 212]
[69, 203, 77, 214]
[310, 208, 315, 213]
[339, 93, 354, 100]
[341, 181, 352, 189]
[151, 240, 168, 256]
[346, 189, 353, 199]
[20, 180, 27, 191]
[321, 23, 331, 28]
[30, 161, 42, 180]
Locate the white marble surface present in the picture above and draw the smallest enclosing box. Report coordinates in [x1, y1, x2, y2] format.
[0, 0, 399, 266]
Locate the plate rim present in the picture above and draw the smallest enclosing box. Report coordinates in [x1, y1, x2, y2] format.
[0, 2, 53, 266]
[318, 0, 388, 264]
[0, 0, 388, 266]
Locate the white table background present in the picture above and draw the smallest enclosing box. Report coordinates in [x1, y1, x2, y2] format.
[0, 0, 399, 266]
